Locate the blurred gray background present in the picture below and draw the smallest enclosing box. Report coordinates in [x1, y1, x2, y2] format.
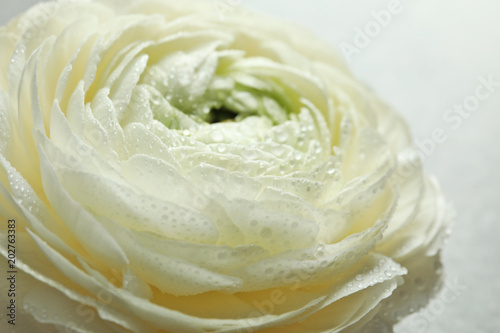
[2, 0, 499, 332]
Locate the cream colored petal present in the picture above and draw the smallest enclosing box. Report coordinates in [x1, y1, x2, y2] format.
[39, 147, 129, 269]
[0, 32, 17, 91]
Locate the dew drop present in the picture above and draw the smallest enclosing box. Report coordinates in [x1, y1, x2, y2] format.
[414, 277, 426, 291]
[293, 150, 303, 161]
[217, 144, 227, 153]
[211, 130, 224, 142]
[272, 145, 285, 157]
[326, 161, 337, 175]
[276, 130, 288, 143]
[260, 227, 272, 239]
[264, 268, 274, 275]
[243, 149, 258, 160]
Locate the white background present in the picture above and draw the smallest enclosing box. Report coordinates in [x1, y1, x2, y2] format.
[1, 0, 500, 332]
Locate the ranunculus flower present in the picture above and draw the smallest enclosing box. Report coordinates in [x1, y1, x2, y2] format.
[0, 1, 452, 332]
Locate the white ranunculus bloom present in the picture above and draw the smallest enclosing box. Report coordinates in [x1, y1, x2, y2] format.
[0, 1, 452, 332]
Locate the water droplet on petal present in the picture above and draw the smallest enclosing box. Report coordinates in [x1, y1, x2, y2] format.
[260, 227, 272, 239]
[293, 150, 303, 161]
[211, 130, 224, 142]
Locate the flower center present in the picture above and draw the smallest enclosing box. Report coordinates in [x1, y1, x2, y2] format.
[208, 106, 239, 124]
